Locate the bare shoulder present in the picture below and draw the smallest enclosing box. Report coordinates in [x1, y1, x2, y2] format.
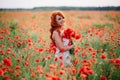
[53, 30, 59, 36]
[52, 30, 59, 39]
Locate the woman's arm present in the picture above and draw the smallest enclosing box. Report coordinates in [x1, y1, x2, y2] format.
[52, 31, 74, 52]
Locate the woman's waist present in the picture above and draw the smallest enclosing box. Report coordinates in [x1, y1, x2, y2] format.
[55, 48, 69, 54]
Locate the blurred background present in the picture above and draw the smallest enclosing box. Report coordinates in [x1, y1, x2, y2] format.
[0, 0, 120, 10]
[0, 0, 120, 80]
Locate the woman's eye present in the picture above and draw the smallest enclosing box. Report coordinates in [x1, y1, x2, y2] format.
[58, 18, 61, 20]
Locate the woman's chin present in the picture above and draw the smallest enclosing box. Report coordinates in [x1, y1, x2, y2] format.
[61, 23, 65, 26]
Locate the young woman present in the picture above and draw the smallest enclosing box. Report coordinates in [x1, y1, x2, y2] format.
[50, 11, 75, 66]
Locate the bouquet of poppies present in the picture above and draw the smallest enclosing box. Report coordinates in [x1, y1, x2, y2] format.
[63, 28, 81, 40]
[63, 28, 81, 55]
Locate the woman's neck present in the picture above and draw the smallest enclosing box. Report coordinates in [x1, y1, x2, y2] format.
[58, 26, 64, 31]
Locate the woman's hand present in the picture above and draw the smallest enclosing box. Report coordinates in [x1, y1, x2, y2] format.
[70, 40, 75, 48]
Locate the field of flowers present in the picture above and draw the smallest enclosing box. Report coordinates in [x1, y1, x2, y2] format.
[0, 10, 120, 80]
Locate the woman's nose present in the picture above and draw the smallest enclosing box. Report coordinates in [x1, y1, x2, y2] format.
[62, 19, 65, 22]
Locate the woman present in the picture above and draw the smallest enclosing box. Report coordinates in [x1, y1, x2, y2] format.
[50, 11, 75, 66]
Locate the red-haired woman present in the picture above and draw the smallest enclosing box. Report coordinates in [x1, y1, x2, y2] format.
[50, 11, 75, 66]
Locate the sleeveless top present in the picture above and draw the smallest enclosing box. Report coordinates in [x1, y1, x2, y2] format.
[55, 38, 71, 66]
[53, 30, 71, 66]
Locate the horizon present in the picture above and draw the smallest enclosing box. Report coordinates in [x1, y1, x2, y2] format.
[0, 6, 120, 9]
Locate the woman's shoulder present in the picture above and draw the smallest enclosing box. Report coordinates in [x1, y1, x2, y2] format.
[52, 30, 59, 39]
[53, 30, 59, 35]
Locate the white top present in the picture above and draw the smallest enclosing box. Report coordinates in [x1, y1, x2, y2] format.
[55, 38, 71, 66]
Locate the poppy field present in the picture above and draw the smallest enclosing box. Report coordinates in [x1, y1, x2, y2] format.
[0, 10, 120, 80]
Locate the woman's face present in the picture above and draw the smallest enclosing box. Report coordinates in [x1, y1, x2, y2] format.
[56, 15, 65, 27]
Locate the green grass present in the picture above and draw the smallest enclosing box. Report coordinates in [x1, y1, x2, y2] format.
[0, 21, 120, 80]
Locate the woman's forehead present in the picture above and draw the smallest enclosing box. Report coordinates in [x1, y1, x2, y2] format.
[56, 15, 62, 19]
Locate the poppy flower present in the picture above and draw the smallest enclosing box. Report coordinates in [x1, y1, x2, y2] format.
[36, 59, 40, 63]
[100, 53, 106, 59]
[54, 57, 58, 62]
[59, 55, 64, 60]
[3, 58, 12, 66]
[75, 34, 81, 40]
[0, 36, 4, 39]
[4, 75, 11, 80]
[16, 65, 20, 69]
[60, 48, 65, 53]
[49, 64, 57, 69]
[59, 62, 64, 67]
[59, 70, 65, 75]
[63, 28, 79, 40]
[100, 75, 107, 80]
[51, 75, 61, 80]
[0, 69, 4, 76]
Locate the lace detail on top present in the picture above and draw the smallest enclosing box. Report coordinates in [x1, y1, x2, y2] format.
[55, 38, 71, 66]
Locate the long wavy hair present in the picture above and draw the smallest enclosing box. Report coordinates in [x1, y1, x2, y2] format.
[50, 11, 65, 42]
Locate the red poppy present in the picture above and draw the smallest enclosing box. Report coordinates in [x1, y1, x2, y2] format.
[31, 72, 36, 78]
[81, 52, 86, 57]
[16, 58, 20, 63]
[36, 48, 44, 53]
[88, 47, 93, 52]
[49, 64, 57, 69]
[23, 62, 29, 67]
[80, 73, 87, 79]
[48, 55, 52, 60]
[0, 50, 4, 55]
[115, 58, 120, 68]
[60, 48, 65, 53]
[0, 69, 4, 76]
[110, 59, 115, 64]
[63, 28, 77, 40]
[36, 66, 44, 74]
[54, 57, 58, 62]
[75, 34, 81, 40]
[3, 58, 12, 66]
[59, 70, 65, 75]
[73, 59, 79, 65]
[48, 42, 56, 54]
[100, 75, 107, 80]
[16, 65, 20, 69]
[51, 75, 61, 80]
[88, 28, 91, 33]
[45, 73, 51, 78]
[0, 36, 4, 39]
[59, 55, 64, 60]
[59, 62, 64, 67]
[36, 59, 40, 63]
[100, 53, 106, 59]
[71, 68, 76, 75]
[4, 75, 11, 80]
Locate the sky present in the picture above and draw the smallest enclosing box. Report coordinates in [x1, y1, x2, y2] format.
[0, 0, 120, 9]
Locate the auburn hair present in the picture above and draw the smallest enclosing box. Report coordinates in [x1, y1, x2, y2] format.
[50, 11, 65, 42]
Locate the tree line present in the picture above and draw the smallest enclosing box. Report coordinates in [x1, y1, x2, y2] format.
[0, 6, 120, 11]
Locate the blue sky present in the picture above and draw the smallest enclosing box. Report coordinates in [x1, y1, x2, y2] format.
[0, 0, 120, 8]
